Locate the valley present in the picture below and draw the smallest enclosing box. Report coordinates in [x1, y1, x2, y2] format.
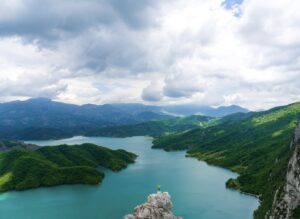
[1, 0, 298, 218]
[0, 136, 258, 219]
[0, 100, 299, 219]
[153, 102, 300, 219]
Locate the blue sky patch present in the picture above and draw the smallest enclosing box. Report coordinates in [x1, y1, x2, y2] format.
[222, 0, 243, 9]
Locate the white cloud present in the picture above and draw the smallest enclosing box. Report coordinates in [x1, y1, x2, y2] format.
[142, 80, 164, 102]
[0, 0, 299, 110]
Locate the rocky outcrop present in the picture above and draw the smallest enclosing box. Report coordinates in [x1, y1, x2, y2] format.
[0, 140, 39, 151]
[266, 121, 300, 219]
[124, 192, 182, 219]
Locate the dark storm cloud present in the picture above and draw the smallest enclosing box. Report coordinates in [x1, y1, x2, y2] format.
[110, 0, 158, 29]
[163, 86, 197, 98]
[0, 0, 158, 42]
[1, 0, 299, 109]
[78, 32, 151, 73]
[0, 0, 111, 42]
[0, 78, 68, 98]
[0, 0, 161, 75]
[142, 81, 163, 102]
[142, 90, 162, 102]
[162, 74, 204, 98]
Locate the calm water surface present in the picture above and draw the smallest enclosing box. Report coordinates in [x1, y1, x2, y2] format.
[0, 136, 258, 219]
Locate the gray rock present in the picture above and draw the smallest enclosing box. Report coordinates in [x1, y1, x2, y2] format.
[0, 140, 39, 152]
[124, 192, 182, 219]
[266, 121, 300, 219]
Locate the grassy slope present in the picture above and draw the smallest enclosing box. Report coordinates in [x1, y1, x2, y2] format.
[88, 115, 213, 137]
[153, 102, 300, 219]
[0, 143, 137, 192]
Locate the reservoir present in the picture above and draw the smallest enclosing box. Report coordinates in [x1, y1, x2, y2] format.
[0, 136, 258, 219]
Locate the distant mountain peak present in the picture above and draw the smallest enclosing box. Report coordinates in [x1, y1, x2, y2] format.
[162, 104, 249, 117]
[26, 97, 52, 102]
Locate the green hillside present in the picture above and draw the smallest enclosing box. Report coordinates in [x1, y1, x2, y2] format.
[153, 102, 300, 219]
[0, 143, 136, 192]
[88, 115, 213, 137]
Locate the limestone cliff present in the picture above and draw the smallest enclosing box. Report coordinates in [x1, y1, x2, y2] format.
[266, 121, 300, 219]
[124, 191, 182, 219]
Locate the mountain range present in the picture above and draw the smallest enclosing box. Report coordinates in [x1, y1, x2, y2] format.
[162, 104, 249, 116]
[0, 97, 300, 218]
[0, 98, 248, 140]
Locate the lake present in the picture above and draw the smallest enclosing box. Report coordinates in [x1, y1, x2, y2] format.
[0, 136, 258, 219]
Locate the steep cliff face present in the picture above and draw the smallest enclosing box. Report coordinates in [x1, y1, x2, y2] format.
[124, 192, 182, 219]
[266, 121, 300, 219]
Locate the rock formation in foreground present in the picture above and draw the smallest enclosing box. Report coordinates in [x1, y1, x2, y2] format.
[124, 191, 182, 219]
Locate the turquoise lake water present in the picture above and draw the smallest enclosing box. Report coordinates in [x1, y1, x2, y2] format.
[0, 136, 259, 219]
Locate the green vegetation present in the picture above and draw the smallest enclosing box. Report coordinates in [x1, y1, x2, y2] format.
[89, 115, 213, 137]
[153, 102, 300, 219]
[0, 98, 175, 141]
[0, 143, 137, 192]
[292, 206, 300, 219]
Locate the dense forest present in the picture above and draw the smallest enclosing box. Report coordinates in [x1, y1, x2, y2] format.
[88, 115, 213, 137]
[153, 102, 300, 218]
[0, 143, 136, 192]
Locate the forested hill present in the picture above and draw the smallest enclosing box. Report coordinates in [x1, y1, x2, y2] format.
[0, 142, 137, 192]
[162, 104, 249, 117]
[88, 115, 213, 137]
[153, 102, 300, 219]
[0, 98, 173, 140]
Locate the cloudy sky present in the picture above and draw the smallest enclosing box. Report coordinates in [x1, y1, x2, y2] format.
[0, 0, 299, 110]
